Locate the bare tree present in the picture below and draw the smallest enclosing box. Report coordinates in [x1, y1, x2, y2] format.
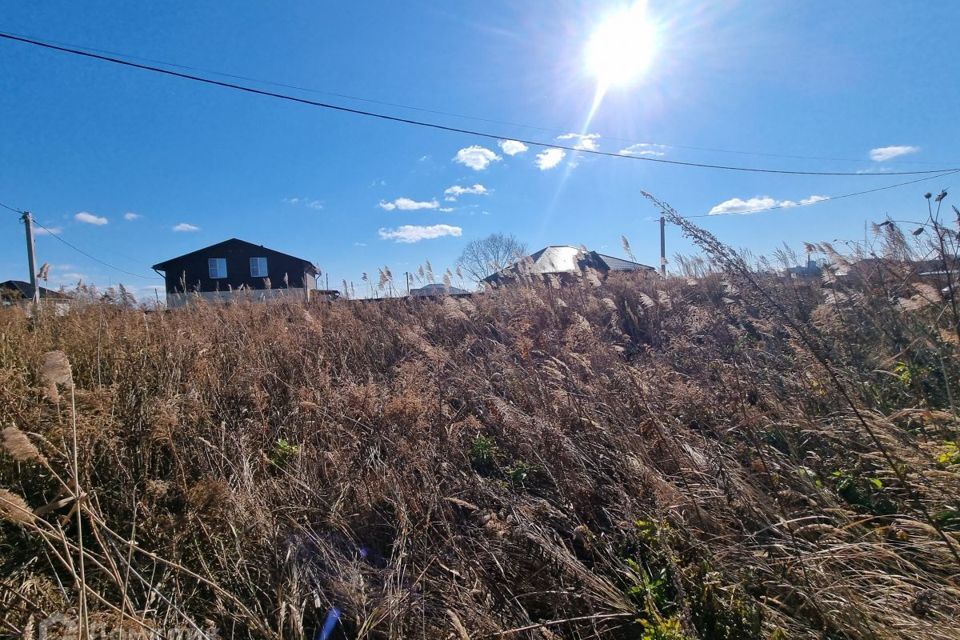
[457, 233, 527, 283]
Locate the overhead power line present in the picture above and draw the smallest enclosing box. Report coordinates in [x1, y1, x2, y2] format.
[2, 31, 957, 178]
[2, 199, 160, 281]
[0, 200, 24, 215]
[30, 218, 161, 281]
[0, 30, 949, 168]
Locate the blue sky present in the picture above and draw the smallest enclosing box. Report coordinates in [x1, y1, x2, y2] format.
[1, 1, 958, 297]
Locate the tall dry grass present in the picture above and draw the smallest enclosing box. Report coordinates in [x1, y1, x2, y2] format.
[1, 208, 959, 639]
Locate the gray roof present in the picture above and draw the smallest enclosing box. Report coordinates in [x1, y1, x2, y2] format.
[410, 283, 471, 297]
[484, 246, 654, 283]
[595, 253, 655, 272]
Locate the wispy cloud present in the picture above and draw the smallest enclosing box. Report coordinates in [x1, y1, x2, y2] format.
[453, 145, 501, 171]
[498, 140, 529, 156]
[438, 207, 455, 212]
[535, 148, 566, 170]
[353, 241, 368, 247]
[444, 184, 488, 201]
[557, 133, 600, 151]
[378, 224, 463, 243]
[123, 212, 141, 221]
[173, 222, 200, 232]
[282, 197, 324, 210]
[33, 225, 63, 236]
[75, 211, 108, 225]
[378, 197, 439, 211]
[620, 143, 667, 157]
[708, 194, 829, 216]
[869, 145, 920, 162]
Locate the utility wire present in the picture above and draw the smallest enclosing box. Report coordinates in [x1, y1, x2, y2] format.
[30, 218, 161, 281]
[2, 31, 957, 178]
[682, 169, 960, 219]
[3, 199, 160, 280]
[0, 29, 949, 168]
[0, 200, 24, 215]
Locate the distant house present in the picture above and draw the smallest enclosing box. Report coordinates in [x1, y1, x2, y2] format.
[483, 245, 655, 286]
[784, 258, 823, 279]
[152, 238, 320, 308]
[409, 283, 472, 297]
[0, 280, 71, 304]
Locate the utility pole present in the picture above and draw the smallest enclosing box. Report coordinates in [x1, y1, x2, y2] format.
[21, 211, 40, 304]
[659, 215, 667, 277]
[405, 272, 411, 295]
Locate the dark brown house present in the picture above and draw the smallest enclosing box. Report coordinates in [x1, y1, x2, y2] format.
[152, 238, 319, 307]
[0, 280, 73, 308]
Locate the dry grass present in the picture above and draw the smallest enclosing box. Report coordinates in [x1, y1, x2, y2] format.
[1, 212, 960, 639]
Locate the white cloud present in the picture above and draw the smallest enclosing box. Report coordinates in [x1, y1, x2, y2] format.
[708, 194, 830, 216]
[75, 211, 107, 225]
[123, 212, 141, 221]
[33, 225, 62, 236]
[444, 184, 488, 201]
[453, 145, 501, 171]
[439, 207, 455, 212]
[353, 242, 368, 247]
[869, 145, 920, 162]
[378, 197, 439, 211]
[173, 222, 200, 232]
[498, 140, 529, 156]
[535, 148, 566, 170]
[557, 133, 600, 151]
[283, 197, 323, 210]
[378, 224, 463, 243]
[620, 143, 667, 157]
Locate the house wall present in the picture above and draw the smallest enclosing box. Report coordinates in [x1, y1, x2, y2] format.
[165, 288, 315, 309]
[160, 243, 316, 294]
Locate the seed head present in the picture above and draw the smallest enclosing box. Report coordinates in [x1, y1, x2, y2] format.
[40, 350, 73, 402]
[0, 489, 35, 526]
[1, 426, 43, 463]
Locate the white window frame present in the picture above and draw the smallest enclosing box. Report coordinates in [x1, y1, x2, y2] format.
[208, 258, 227, 279]
[250, 257, 268, 278]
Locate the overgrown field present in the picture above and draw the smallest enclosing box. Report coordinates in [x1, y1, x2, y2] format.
[2, 216, 960, 639]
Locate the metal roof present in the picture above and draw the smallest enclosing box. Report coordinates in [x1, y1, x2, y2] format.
[484, 246, 654, 282]
[410, 283, 472, 296]
[594, 253, 656, 272]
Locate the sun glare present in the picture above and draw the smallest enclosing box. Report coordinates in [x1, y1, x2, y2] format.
[585, 2, 658, 90]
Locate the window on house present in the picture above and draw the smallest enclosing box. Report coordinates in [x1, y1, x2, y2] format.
[250, 257, 268, 278]
[208, 258, 227, 279]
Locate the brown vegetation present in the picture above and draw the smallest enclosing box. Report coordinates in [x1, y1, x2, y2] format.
[1, 209, 960, 639]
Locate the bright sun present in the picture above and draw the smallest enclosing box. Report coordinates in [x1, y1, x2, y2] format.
[585, 2, 658, 89]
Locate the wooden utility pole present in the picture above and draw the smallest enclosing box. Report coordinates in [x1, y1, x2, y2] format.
[659, 215, 667, 277]
[21, 211, 40, 304]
